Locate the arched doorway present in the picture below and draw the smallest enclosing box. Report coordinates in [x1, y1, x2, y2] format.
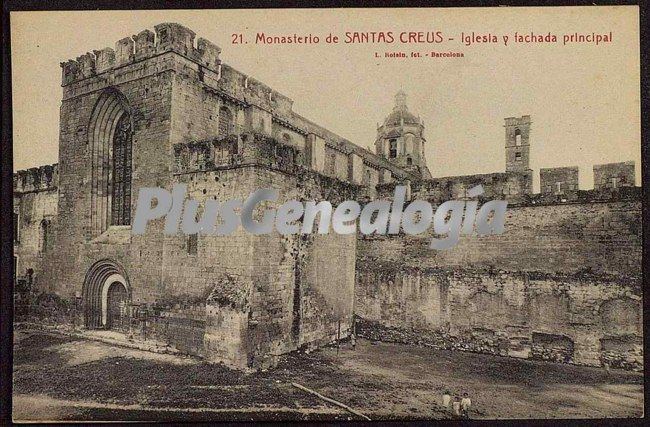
[82, 259, 131, 329]
[106, 281, 128, 330]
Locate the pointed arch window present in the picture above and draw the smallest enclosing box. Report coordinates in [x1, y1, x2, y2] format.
[111, 114, 132, 226]
[88, 88, 131, 236]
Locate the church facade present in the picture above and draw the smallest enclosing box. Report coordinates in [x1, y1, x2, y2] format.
[13, 23, 642, 371]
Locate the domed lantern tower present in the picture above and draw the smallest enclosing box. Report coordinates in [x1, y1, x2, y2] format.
[374, 91, 432, 179]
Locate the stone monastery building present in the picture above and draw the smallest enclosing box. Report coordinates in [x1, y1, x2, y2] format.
[13, 23, 642, 371]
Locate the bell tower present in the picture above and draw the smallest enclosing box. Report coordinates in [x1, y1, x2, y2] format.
[374, 91, 432, 179]
[505, 115, 531, 172]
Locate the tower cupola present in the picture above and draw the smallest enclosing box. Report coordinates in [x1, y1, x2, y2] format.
[374, 91, 431, 178]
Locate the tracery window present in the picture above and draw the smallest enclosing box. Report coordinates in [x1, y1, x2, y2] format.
[111, 114, 132, 226]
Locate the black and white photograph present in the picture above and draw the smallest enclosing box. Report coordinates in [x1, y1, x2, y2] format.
[2, 4, 645, 422]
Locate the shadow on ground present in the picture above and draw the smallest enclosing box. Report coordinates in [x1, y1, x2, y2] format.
[12, 330, 643, 421]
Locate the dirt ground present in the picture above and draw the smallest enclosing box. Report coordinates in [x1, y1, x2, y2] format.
[12, 330, 644, 421]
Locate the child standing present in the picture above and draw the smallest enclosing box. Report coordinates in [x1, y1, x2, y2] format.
[452, 396, 461, 417]
[442, 390, 451, 408]
[460, 392, 472, 419]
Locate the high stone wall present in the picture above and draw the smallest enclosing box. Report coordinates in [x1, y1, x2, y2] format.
[13, 165, 59, 283]
[358, 198, 641, 278]
[355, 196, 642, 370]
[14, 22, 644, 372]
[167, 156, 358, 369]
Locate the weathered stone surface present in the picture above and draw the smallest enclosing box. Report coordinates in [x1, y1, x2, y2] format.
[13, 23, 643, 372]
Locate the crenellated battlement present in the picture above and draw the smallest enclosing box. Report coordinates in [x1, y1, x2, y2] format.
[172, 133, 305, 176]
[593, 161, 636, 190]
[375, 160, 639, 207]
[60, 22, 221, 86]
[524, 185, 641, 205]
[504, 115, 531, 127]
[13, 164, 59, 194]
[56, 22, 418, 186]
[377, 170, 533, 205]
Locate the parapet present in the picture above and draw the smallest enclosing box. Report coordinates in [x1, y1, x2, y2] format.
[593, 161, 635, 190]
[61, 22, 222, 86]
[13, 164, 59, 194]
[374, 161, 640, 207]
[172, 133, 304, 175]
[523, 186, 641, 206]
[504, 115, 531, 127]
[540, 166, 579, 195]
[376, 170, 532, 204]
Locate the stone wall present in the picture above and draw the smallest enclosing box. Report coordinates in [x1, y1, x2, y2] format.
[14, 22, 644, 373]
[540, 166, 579, 194]
[355, 198, 642, 370]
[166, 151, 358, 369]
[39, 52, 175, 301]
[403, 170, 533, 204]
[358, 199, 641, 278]
[13, 165, 59, 281]
[593, 161, 636, 189]
[355, 266, 642, 370]
[33, 22, 362, 370]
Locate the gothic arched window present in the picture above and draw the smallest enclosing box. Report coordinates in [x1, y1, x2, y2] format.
[89, 88, 131, 236]
[218, 106, 233, 136]
[111, 114, 132, 226]
[407, 156, 413, 166]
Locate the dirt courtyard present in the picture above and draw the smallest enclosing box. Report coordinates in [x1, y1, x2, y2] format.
[12, 330, 643, 421]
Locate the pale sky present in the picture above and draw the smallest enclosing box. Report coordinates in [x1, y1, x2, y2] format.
[11, 7, 641, 191]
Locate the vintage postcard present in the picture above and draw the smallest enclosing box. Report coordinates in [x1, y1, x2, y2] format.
[8, 6, 642, 422]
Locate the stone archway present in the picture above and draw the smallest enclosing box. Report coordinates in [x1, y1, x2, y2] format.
[87, 88, 132, 236]
[82, 259, 131, 329]
[105, 279, 128, 330]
